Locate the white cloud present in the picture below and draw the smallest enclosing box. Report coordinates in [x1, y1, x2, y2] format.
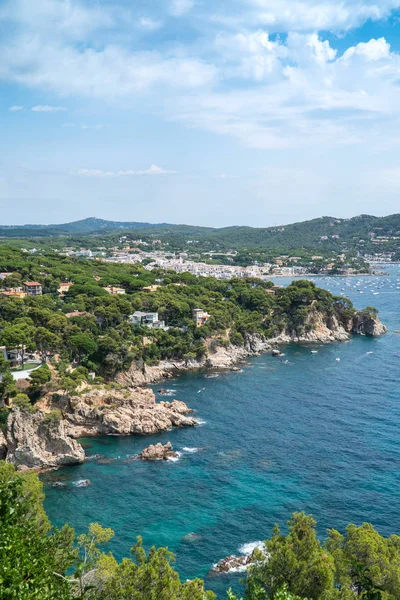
[136, 165, 176, 175]
[75, 165, 176, 178]
[0, 0, 115, 40]
[169, 0, 194, 17]
[9, 105, 24, 111]
[341, 38, 391, 62]
[212, 0, 400, 33]
[31, 105, 66, 112]
[138, 17, 163, 31]
[0, 39, 216, 97]
[2, 0, 400, 154]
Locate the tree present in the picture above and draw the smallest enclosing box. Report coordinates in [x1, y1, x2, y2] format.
[94, 536, 216, 600]
[75, 522, 115, 598]
[29, 364, 52, 395]
[0, 354, 16, 406]
[12, 392, 35, 412]
[0, 322, 34, 369]
[326, 523, 400, 598]
[68, 333, 98, 364]
[245, 513, 335, 600]
[34, 327, 61, 362]
[0, 462, 76, 600]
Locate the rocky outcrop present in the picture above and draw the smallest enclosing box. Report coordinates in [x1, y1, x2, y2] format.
[5, 409, 85, 469]
[211, 545, 267, 574]
[0, 429, 7, 460]
[211, 553, 255, 574]
[350, 312, 387, 337]
[139, 442, 178, 461]
[62, 388, 197, 438]
[3, 388, 197, 469]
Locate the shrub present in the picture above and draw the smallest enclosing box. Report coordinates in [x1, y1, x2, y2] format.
[12, 393, 36, 413]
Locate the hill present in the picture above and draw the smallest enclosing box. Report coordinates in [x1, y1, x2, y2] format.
[0, 214, 399, 256]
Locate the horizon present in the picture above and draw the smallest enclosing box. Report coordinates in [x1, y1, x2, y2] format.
[3, 1, 400, 224]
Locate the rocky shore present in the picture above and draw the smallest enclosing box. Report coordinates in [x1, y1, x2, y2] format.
[3, 387, 197, 469]
[118, 310, 387, 386]
[1, 309, 386, 470]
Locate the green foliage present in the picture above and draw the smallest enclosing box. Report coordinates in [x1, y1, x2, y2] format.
[12, 393, 36, 413]
[2, 465, 400, 600]
[0, 354, 17, 405]
[0, 462, 76, 600]
[0, 247, 374, 382]
[94, 536, 216, 600]
[29, 364, 52, 394]
[42, 409, 63, 427]
[245, 513, 335, 600]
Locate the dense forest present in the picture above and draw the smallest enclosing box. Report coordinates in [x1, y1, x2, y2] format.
[1, 461, 397, 600]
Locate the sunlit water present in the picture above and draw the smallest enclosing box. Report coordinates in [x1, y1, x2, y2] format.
[43, 267, 400, 597]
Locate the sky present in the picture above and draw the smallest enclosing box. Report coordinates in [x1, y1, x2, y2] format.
[2, 0, 400, 227]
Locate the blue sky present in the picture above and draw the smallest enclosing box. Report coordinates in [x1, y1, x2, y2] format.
[2, 0, 400, 227]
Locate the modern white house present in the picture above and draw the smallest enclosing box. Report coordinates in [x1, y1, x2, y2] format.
[129, 311, 168, 330]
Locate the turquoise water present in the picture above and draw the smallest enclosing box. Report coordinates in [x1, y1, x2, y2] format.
[43, 269, 400, 597]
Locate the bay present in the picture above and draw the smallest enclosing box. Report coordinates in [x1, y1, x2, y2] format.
[43, 267, 400, 597]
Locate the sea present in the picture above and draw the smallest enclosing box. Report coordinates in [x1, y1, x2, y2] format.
[42, 266, 400, 598]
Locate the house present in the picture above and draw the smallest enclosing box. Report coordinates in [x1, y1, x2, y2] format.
[0, 272, 14, 280]
[104, 286, 126, 295]
[0, 289, 27, 299]
[23, 282, 42, 296]
[142, 285, 161, 292]
[58, 282, 74, 296]
[193, 308, 210, 328]
[129, 311, 167, 330]
[0, 345, 24, 367]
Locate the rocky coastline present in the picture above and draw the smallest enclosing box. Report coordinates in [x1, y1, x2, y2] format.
[118, 310, 387, 386]
[1, 309, 387, 470]
[3, 387, 197, 470]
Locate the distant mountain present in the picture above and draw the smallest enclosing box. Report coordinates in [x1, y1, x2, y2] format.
[0, 217, 163, 237]
[0, 214, 399, 253]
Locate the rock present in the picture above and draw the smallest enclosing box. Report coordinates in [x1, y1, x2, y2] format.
[211, 545, 268, 574]
[351, 312, 387, 337]
[5, 408, 85, 469]
[3, 387, 197, 470]
[183, 532, 202, 543]
[63, 389, 198, 438]
[211, 553, 254, 574]
[271, 348, 282, 357]
[138, 442, 178, 461]
[73, 479, 91, 487]
[0, 429, 7, 460]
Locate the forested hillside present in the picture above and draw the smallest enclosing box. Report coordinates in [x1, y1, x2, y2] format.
[0, 214, 399, 255]
[0, 246, 361, 386]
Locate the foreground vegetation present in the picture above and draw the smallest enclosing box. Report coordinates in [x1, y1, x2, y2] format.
[0, 462, 397, 600]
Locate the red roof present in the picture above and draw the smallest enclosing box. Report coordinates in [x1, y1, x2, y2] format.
[24, 282, 41, 286]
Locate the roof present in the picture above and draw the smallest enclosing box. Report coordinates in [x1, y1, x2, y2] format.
[24, 281, 41, 286]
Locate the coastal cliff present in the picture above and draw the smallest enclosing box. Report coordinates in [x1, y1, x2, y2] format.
[118, 309, 387, 385]
[2, 387, 197, 469]
[1, 309, 386, 470]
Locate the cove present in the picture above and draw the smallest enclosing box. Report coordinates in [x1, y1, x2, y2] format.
[42, 268, 400, 598]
